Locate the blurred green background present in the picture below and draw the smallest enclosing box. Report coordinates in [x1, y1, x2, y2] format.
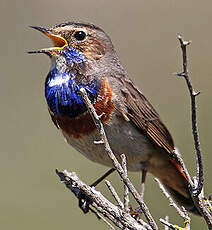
[1, 0, 211, 229]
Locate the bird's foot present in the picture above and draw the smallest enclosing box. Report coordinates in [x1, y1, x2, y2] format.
[129, 206, 143, 221]
[78, 190, 92, 214]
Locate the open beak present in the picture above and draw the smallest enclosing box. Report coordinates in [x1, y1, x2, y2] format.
[28, 26, 68, 54]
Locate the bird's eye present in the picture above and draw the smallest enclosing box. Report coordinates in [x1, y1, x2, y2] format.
[73, 31, 87, 41]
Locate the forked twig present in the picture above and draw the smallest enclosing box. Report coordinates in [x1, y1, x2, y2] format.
[175, 34, 212, 228]
[56, 169, 146, 230]
[176, 34, 203, 195]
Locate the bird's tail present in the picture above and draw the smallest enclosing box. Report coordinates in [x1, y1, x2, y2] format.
[164, 183, 200, 215]
[149, 152, 201, 215]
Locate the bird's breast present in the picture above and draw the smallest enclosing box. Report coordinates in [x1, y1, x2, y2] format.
[45, 67, 100, 117]
[51, 78, 115, 138]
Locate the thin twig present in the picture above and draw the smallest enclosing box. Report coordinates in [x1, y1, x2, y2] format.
[92, 202, 124, 229]
[159, 219, 177, 230]
[121, 154, 130, 213]
[164, 216, 169, 230]
[138, 219, 153, 230]
[155, 178, 191, 230]
[176, 34, 212, 228]
[80, 88, 105, 144]
[176, 34, 203, 195]
[105, 180, 124, 209]
[155, 178, 186, 218]
[121, 154, 130, 230]
[96, 212, 116, 230]
[80, 88, 158, 230]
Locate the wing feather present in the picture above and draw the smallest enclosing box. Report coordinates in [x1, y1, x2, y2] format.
[118, 77, 174, 154]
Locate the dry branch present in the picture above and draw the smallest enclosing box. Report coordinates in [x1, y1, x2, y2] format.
[175, 34, 212, 228]
[155, 178, 191, 230]
[176, 34, 203, 194]
[105, 180, 124, 209]
[56, 169, 147, 230]
[121, 154, 130, 214]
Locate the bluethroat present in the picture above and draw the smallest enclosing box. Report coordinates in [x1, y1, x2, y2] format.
[29, 22, 199, 215]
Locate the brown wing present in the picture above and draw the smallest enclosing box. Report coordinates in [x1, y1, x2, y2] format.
[118, 77, 174, 154]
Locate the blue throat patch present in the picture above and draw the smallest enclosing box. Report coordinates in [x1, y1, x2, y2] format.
[45, 47, 100, 117]
[63, 46, 88, 64]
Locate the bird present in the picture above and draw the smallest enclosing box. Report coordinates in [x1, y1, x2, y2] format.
[29, 21, 199, 215]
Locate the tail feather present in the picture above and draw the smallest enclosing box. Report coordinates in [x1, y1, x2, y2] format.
[164, 184, 201, 215]
[149, 151, 201, 215]
[168, 157, 201, 215]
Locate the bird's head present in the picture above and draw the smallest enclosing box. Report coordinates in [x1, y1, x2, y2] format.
[29, 22, 116, 68]
[29, 22, 120, 117]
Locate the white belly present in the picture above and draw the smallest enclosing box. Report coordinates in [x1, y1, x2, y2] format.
[62, 116, 158, 171]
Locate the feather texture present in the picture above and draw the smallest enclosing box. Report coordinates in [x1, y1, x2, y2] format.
[118, 76, 174, 154]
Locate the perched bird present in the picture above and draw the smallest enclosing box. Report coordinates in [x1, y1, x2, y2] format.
[29, 22, 199, 215]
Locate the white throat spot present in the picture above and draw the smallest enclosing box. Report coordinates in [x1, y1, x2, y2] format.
[49, 74, 70, 87]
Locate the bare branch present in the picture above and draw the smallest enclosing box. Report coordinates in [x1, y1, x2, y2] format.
[155, 178, 191, 230]
[155, 178, 185, 218]
[105, 180, 124, 209]
[121, 154, 130, 214]
[176, 34, 212, 227]
[164, 216, 169, 230]
[80, 88, 158, 230]
[159, 218, 177, 230]
[138, 219, 153, 230]
[56, 169, 147, 230]
[95, 212, 116, 230]
[176, 34, 203, 195]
